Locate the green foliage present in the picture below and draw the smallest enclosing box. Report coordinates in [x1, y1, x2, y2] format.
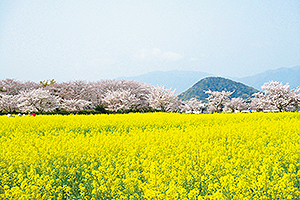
[0, 106, 161, 116]
[0, 87, 6, 93]
[178, 77, 259, 101]
[39, 79, 56, 87]
[94, 104, 110, 114]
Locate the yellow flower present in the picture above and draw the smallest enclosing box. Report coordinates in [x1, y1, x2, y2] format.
[0, 112, 300, 199]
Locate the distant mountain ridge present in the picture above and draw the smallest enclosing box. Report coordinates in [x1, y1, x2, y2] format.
[178, 77, 259, 101]
[118, 66, 300, 95]
[237, 66, 300, 90]
[118, 70, 212, 94]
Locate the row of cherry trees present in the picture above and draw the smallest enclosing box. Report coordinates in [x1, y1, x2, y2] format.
[0, 79, 179, 113]
[204, 81, 300, 113]
[0, 79, 299, 113]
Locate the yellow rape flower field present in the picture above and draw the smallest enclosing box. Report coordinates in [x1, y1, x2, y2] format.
[1, 112, 300, 200]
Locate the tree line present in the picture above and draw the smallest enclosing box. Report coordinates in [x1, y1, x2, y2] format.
[0, 79, 299, 114]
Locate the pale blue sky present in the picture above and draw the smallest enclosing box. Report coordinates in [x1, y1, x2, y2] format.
[0, 0, 299, 82]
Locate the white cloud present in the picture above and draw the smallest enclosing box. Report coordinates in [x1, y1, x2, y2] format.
[134, 48, 184, 62]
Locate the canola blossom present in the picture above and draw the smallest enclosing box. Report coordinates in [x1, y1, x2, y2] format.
[1, 112, 300, 199]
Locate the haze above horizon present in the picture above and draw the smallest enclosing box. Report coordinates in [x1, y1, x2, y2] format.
[0, 0, 299, 82]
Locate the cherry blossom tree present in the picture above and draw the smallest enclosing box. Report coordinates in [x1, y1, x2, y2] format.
[45, 79, 152, 110]
[121, 80, 151, 109]
[0, 94, 18, 112]
[250, 94, 273, 112]
[205, 90, 234, 113]
[22, 81, 41, 93]
[253, 81, 300, 112]
[0, 79, 23, 95]
[0, 79, 39, 95]
[88, 81, 106, 106]
[103, 89, 141, 112]
[8, 78, 300, 114]
[224, 97, 248, 112]
[181, 98, 206, 113]
[61, 99, 91, 111]
[147, 86, 179, 112]
[96, 80, 151, 108]
[45, 81, 91, 101]
[17, 88, 61, 112]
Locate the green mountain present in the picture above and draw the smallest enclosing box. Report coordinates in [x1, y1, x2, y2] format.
[178, 77, 259, 101]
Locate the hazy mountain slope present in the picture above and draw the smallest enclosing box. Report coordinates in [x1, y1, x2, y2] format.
[238, 66, 300, 90]
[118, 70, 212, 94]
[178, 77, 259, 101]
[118, 66, 299, 95]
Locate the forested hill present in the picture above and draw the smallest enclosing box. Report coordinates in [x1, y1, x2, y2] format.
[178, 77, 259, 101]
